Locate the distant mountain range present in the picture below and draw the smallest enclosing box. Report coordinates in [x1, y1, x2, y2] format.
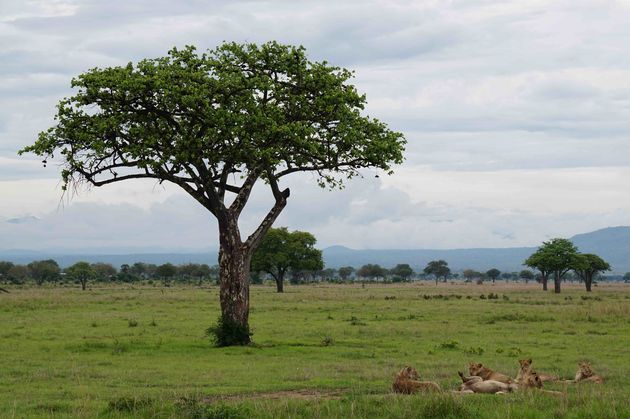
[1, 226, 629, 273]
[323, 226, 630, 273]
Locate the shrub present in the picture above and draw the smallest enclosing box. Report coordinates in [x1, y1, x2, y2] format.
[128, 319, 138, 327]
[176, 397, 249, 419]
[438, 340, 459, 350]
[321, 336, 334, 346]
[107, 397, 154, 412]
[206, 316, 252, 347]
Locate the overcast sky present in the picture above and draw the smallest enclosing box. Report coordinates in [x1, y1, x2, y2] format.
[2, 0, 630, 252]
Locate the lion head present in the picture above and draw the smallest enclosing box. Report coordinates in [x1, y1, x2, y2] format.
[578, 362, 594, 378]
[519, 358, 533, 371]
[396, 366, 420, 381]
[468, 362, 484, 376]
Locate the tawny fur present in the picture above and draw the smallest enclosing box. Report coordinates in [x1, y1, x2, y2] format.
[457, 371, 516, 394]
[468, 362, 513, 384]
[574, 362, 603, 384]
[392, 367, 441, 394]
[516, 358, 558, 383]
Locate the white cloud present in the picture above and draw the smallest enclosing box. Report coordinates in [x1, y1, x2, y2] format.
[2, 0, 630, 250]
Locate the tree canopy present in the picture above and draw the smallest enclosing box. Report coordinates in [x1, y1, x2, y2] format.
[65, 261, 96, 290]
[423, 260, 450, 284]
[250, 227, 323, 292]
[573, 253, 610, 292]
[390, 263, 414, 281]
[524, 238, 578, 293]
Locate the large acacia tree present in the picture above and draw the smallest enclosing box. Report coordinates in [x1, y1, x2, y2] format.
[20, 42, 405, 345]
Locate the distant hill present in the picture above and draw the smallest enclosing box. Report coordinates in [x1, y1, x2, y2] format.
[322, 226, 630, 273]
[1, 226, 629, 272]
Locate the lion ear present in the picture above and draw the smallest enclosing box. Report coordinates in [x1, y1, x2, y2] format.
[527, 358, 532, 364]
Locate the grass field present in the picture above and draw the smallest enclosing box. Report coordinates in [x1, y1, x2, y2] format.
[1, 281, 629, 418]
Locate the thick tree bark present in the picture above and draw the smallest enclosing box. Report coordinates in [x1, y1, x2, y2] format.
[554, 271, 561, 294]
[275, 275, 284, 293]
[542, 275, 548, 291]
[218, 222, 252, 344]
[585, 275, 592, 292]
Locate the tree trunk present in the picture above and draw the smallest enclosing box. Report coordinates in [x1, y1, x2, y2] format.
[275, 275, 284, 293]
[218, 221, 252, 345]
[585, 274, 592, 292]
[554, 271, 561, 294]
[542, 275, 548, 291]
[81, 279, 86, 290]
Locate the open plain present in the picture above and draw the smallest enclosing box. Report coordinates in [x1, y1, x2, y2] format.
[1, 281, 629, 418]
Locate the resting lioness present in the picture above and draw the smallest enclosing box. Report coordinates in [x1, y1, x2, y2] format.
[574, 362, 603, 384]
[516, 359, 558, 383]
[392, 366, 441, 394]
[469, 362, 513, 384]
[457, 371, 516, 394]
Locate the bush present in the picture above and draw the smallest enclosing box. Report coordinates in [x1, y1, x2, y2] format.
[206, 316, 252, 347]
[107, 397, 154, 412]
[176, 397, 249, 419]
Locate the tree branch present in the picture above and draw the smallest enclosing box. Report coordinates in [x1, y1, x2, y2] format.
[229, 169, 260, 218]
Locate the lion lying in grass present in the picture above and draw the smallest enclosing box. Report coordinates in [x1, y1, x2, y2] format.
[456, 371, 517, 394]
[574, 362, 603, 383]
[516, 358, 558, 383]
[392, 366, 441, 394]
[468, 362, 513, 384]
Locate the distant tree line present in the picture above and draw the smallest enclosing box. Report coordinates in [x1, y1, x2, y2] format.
[0, 260, 219, 289]
[0, 237, 622, 293]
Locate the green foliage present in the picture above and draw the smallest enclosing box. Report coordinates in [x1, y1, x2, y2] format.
[64, 261, 96, 289]
[390, 263, 414, 281]
[573, 253, 610, 290]
[206, 316, 252, 347]
[156, 263, 178, 279]
[424, 260, 450, 281]
[27, 259, 61, 285]
[338, 266, 355, 280]
[525, 238, 578, 276]
[176, 397, 250, 419]
[107, 396, 155, 412]
[20, 41, 405, 194]
[250, 227, 323, 290]
[519, 269, 535, 281]
[486, 268, 501, 281]
[356, 263, 387, 280]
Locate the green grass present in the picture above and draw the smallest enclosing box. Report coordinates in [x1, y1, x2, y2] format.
[1, 282, 629, 418]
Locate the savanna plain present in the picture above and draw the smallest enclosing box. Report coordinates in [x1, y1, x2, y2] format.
[1, 282, 629, 418]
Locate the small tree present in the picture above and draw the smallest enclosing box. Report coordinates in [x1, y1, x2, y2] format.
[525, 238, 578, 293]
[156, 263, 178, 282]
[486, 268, 501, 283]
[573, 253, 610, 292]
[357, 264, 387, 281]
[519, 269, 535, 284]
[27, 259, 61, 285]
[624, 272, 630, 283]
[21, 42, 405, 344]
[423, 260, 450, 285]
[65, 261, 96, 290]
[92, 262, 117, 281]
[251, 227, 323, 293]
[338, 266, 355, 281]
[6, 265, 29, 284]
[0, 261, 14, 280]
[390, 263, 414, 282]
[462, 269, 477, 282]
